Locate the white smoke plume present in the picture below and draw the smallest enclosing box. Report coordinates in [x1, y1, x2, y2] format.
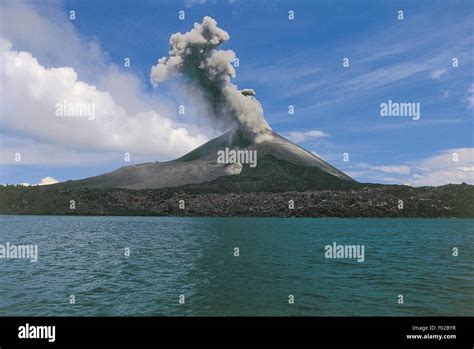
[150, 16, 273, 143]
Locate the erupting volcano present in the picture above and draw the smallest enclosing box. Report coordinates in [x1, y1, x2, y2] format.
[54, 17, 355, 192]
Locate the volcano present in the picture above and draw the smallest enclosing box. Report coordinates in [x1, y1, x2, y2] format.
[52, 17, 356, 193]
[56, 130, 358, 193]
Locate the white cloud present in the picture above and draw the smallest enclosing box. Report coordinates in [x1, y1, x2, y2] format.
[0, 134, 173, 166]
[38, 176, 58, 185]
[429, 68, 448, 79]
[415, 148, 472, 169]
[405, 148, 474, 186]
[0, 2, 107, 83]
[284, 130, 329, 143]
[346, 148, 474, 186]
[0, 37, 207, 160]
[11, 177, 58, 186]
[0, 2, 212, 167]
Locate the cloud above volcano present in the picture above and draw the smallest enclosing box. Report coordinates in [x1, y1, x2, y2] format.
[150, 16, 273, 143]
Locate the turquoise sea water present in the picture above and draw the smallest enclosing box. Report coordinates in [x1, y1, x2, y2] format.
[0, 215, 472, 316]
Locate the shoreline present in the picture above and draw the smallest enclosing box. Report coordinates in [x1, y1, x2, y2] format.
[1, 183, 472, 218]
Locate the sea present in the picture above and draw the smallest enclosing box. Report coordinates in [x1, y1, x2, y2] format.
[0, 215, 472, 316]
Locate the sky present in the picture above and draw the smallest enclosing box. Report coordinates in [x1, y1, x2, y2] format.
[0, 0, 473, 186]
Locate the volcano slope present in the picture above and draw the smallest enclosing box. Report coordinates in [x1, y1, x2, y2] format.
[51, 129, 359, 192]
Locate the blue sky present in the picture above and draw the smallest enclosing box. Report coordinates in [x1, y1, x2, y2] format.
[0, 0, 473, 186]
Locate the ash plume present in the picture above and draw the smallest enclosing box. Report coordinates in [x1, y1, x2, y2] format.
[150, 16, 273, 143]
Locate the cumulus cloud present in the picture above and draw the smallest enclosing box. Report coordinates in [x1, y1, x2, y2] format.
[150, 16, 272, 143]
[0, 1, 107, 83]
[11, 177, 58, 186]
[0, 37, 207, 159]
[284, 130, 329, 143]
[0, 2, 211, 168]
[38, 176, 59, 185]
